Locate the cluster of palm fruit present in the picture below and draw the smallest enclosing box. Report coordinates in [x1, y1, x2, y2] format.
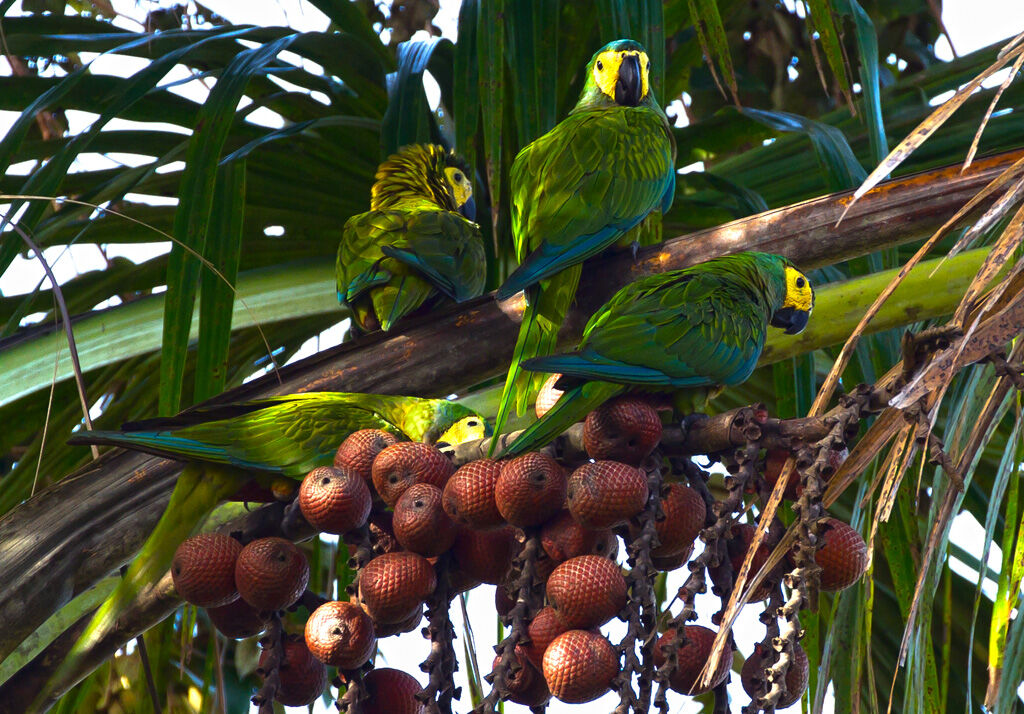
[169, 388, 867, 712]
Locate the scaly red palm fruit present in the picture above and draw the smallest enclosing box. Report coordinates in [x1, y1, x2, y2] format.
[359, 551, 436, 624]
[495, 452, 567, 527]
[546, 555, 627, 629]
[583, 396, 662, 465]
[442, 459, 504, 530]
[651, 545, 693, 572]
[522, 606, 569, 670]
[371, 441, 455, 507]
[235, 537, 309, 612]
[542, 630, 618, 703]
[497, 647, 552, 707]
[535, 373, 564, 419]
[393, 483, 456, 556]
[729, 523, 774, 601]
[334, 429, 399, 483]
[653, 625, 731, 695]
[566, 461, 648, 529]
[650, 483, 706, 558]
[540, 511, 609, 563]
[298, 466, 372, 534]
[800, 517, 868, 591]
[206, 597, 266, 639]
[171, 533, 242, 608]
[741, 642, 809, 708]
[304, 600, 376, 669]
[362, 668, 426, 714]
[258, 634, 326, 707]
[451, 525, 516, 584]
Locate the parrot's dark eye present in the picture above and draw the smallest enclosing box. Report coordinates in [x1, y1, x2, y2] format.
[596, 60, 604, 71]
[453, 171, 463, 182]
[466, 419, 479, 427]
[796, 277, 805, 288]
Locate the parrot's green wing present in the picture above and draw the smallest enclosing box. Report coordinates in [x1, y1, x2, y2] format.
[68, 393, 471, 478]
[531, 269, 773, 388]
[338, 206, 485, 331]
[498, 108, 676, 299]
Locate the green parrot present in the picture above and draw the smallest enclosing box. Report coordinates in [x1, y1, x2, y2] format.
[490, 38, 677, 450]
[55, 394, 485, 697]
[499, 252, 815, 457]
[337, 143, 486, 333]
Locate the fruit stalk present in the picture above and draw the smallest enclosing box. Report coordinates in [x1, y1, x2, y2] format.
[252, 613, 285, 713]
[613, 458, 664, 714]
[418, 552, 460, 714]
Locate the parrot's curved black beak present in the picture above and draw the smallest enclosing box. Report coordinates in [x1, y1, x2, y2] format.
[771, 307, 810, 335]
[615, 54, 642, 107]
[460, 195, 477, 222]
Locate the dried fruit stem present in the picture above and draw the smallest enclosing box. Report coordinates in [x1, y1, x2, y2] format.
[418, 552, 460, 714]
[614, 459, 664, 714]
[251, 613, 284, 713]
[336, 667, 369, 714]
[475, 530, 542, 714]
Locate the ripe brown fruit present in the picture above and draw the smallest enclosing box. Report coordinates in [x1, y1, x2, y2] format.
[393, 483, 457, 556]
[495, 452, 567, 527]
[540, 511, 611, 563]
[566, 461, 648, 529]
[298, 466, 372, 534]
[362, 667, 426, 714]
[359, 551, 436, 624]
[522, 606, 569, 670]
[258, 635, 327, 707]
[206, 597, 266, 639]
[542, 630, 618, 703]
[806, 517, 867, 591]
[583, 396, 662, 464]
[535, 372, 564, 419]
[546, 555, 627, 629]
[451, 526, 516, 584]
[741, 642, 809, 708]
[650, 483, 705, 558]
[373, 607, 423, 638]
[171, 533, 242, 608]
[442, 459, 504, 530]
[729, 523, 774, 601]
[235, 537, 309, 612]
[497, 647, 552, 707]
[653, 625, 730, 695]
[372, 442, 455, 506]
[304, 600, 375, 669]
[334, 429, 399, 481]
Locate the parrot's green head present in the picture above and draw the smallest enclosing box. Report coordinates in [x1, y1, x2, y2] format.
[764, 254, 814, 335]
[371, 144, 475, 220]
[577, 39, 654, 110]
[424, 401, 490, 450]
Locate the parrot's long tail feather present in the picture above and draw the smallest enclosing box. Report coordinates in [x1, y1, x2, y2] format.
[498, 381, 625, 458]
[490, 266, 582, 455]
[68, 430, 234, 467]
[41, 465, 238, 708]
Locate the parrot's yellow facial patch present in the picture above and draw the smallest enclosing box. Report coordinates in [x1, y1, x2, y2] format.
[444, 166, 473, 209]
[437, 415, 487, 447]
[592, 49, 650, 103]
[783, 266, 814, 313]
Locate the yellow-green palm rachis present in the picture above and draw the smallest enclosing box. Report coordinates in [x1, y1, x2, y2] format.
[501, 252, 815, 457]
[491, 39, 677, 450]
[57, 393, 485, 694]
[337, 144, 485, 332]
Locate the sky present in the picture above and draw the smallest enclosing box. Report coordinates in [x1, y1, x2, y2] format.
[0, 0, 1023, 712]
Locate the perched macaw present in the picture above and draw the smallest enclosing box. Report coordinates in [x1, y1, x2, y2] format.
[337, 143, 486, 333]
[499, 252, 815, 457]
[57, 394, 485, 692]
[490, 39, 677, 449]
